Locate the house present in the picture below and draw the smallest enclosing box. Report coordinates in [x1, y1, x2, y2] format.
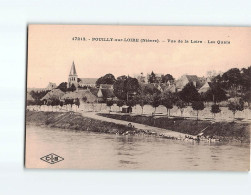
[175, 75, 205, 92]
[199, 82, 213, 93]
[46, 82, 57, 90]
[41, 89, 65, 100]
[96, 88, 116, 102]
[134, 72, 147, 83]
[61, 89, 98, 103]
[78, 78, 98, 88]
[147, 72, 163, 84]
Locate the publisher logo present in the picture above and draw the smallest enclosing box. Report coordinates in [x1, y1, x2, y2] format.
[40, 153, 64, 164]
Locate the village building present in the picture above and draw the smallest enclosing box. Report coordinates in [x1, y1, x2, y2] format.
[134, 72, 147, 83]
[147, 72, 163, 84]
[78, 78, 98, 88]
[41, 88, 65, 101]
[46, 82, 57, 90]
[68, 61, 78, 88]
[68, 61, 98, 88]
[198, 82, 213, 93]
[61, 90, 98, 103]
[175, 75, 206, 92]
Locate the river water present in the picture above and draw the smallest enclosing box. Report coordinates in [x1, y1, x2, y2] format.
[25, 125, 250, 171]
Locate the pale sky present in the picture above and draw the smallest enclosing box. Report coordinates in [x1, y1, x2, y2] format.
[27, 25, 251, 88]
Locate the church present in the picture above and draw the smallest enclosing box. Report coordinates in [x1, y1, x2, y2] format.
[68, 61, 98, 88]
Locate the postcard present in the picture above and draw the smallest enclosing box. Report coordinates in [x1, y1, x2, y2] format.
[25, 25, 250, 170]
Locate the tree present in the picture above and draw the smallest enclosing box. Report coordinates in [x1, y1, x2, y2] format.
[113, 76, 140, 101]
[221, 68, 242, 96]
[176, 99, 186, 117]
[161, 74, 174, 84]
[46, 99, 52, 111]
[228, 98, 244, 120]
[69, 99, 74, 110]
[148, 71, 156, 83]
[241, 66, 251, 91]
[179, 83, 200, 103]
[57, 82, 68, 92]
[96, 73, 116, 87]
[202, 84, 227, 103]
[54, 99, 60, 111]
[51, 99, 56, 111]
[68, 84, 76, 92]
[242, 91, 251, 107]
[161, 92, 174, 116]
[34, 99, 43, 110]
[59, 101, 64, 110]
[142, 84, 161, 95]
[211, 104, 221, 118]
[126, 99, 136, 113]
[116, 100, 124, 112]
[133, 93, 148, 115]
[30, 90, 50, 100]
[192, 101, 205, 120]
[150, 94, 161, 115]
[106, 100, 114, 113]
[75, 98, 80, 110]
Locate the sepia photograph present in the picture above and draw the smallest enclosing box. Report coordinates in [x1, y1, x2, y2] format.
[25, 25, 250, 171]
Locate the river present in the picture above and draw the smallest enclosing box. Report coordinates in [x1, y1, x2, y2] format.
[25, 125, 250, 171]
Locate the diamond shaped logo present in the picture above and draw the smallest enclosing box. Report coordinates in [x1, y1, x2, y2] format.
[40, 153, 64, 164]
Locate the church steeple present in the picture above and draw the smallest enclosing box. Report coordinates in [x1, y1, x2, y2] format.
[68, 61, 78, 88]
[69, 61, 77, 75]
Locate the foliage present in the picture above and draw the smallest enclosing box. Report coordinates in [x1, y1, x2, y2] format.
[133, 91, 149, 114]
[176, 99, 187, 116]
[228, 98, 244, 119]
[106, 100, 114, 107]
[113, 76, 140, 100]
[241, 66, 251, 91]
[59, 101, 64, 107]
[211, 104, 221, 118]
[96, 73, 116, 87]
[192, 101, 205, 120]
[116, 100, 124, 108]
[202, 84, 227, 103]
[75, 98, 80, 108]
[126, 99, 136, 108]
[30, 90, 50, 100]
[57, 82, 68, 92]
[221, 68, 242, 89]
[148, 71, 156, 83]
[142, 84, 161, 95]
[161, 74, 174, 83]
[179, 83, 200, 103]
[148, 94, 161, 114]
[161, 92, 175, 116]
[106, 100, 114, 113]
[67, 84, 76, 92]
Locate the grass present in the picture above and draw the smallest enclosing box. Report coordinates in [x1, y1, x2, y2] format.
[98, 113, 250, 142]
[26, 110, 138, 135]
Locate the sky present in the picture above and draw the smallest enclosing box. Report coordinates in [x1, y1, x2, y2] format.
[27, 25, 251, 88]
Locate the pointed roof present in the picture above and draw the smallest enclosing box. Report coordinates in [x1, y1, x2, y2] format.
[69, 61, 77, 75]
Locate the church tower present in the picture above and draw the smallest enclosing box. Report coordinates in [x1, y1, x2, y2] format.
[68, 61, 78, 88]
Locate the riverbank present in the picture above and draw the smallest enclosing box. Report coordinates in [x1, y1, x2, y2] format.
[98, 113, 250, 143]
[26, 110, 250, 143]
[26, 110, 157, 136]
